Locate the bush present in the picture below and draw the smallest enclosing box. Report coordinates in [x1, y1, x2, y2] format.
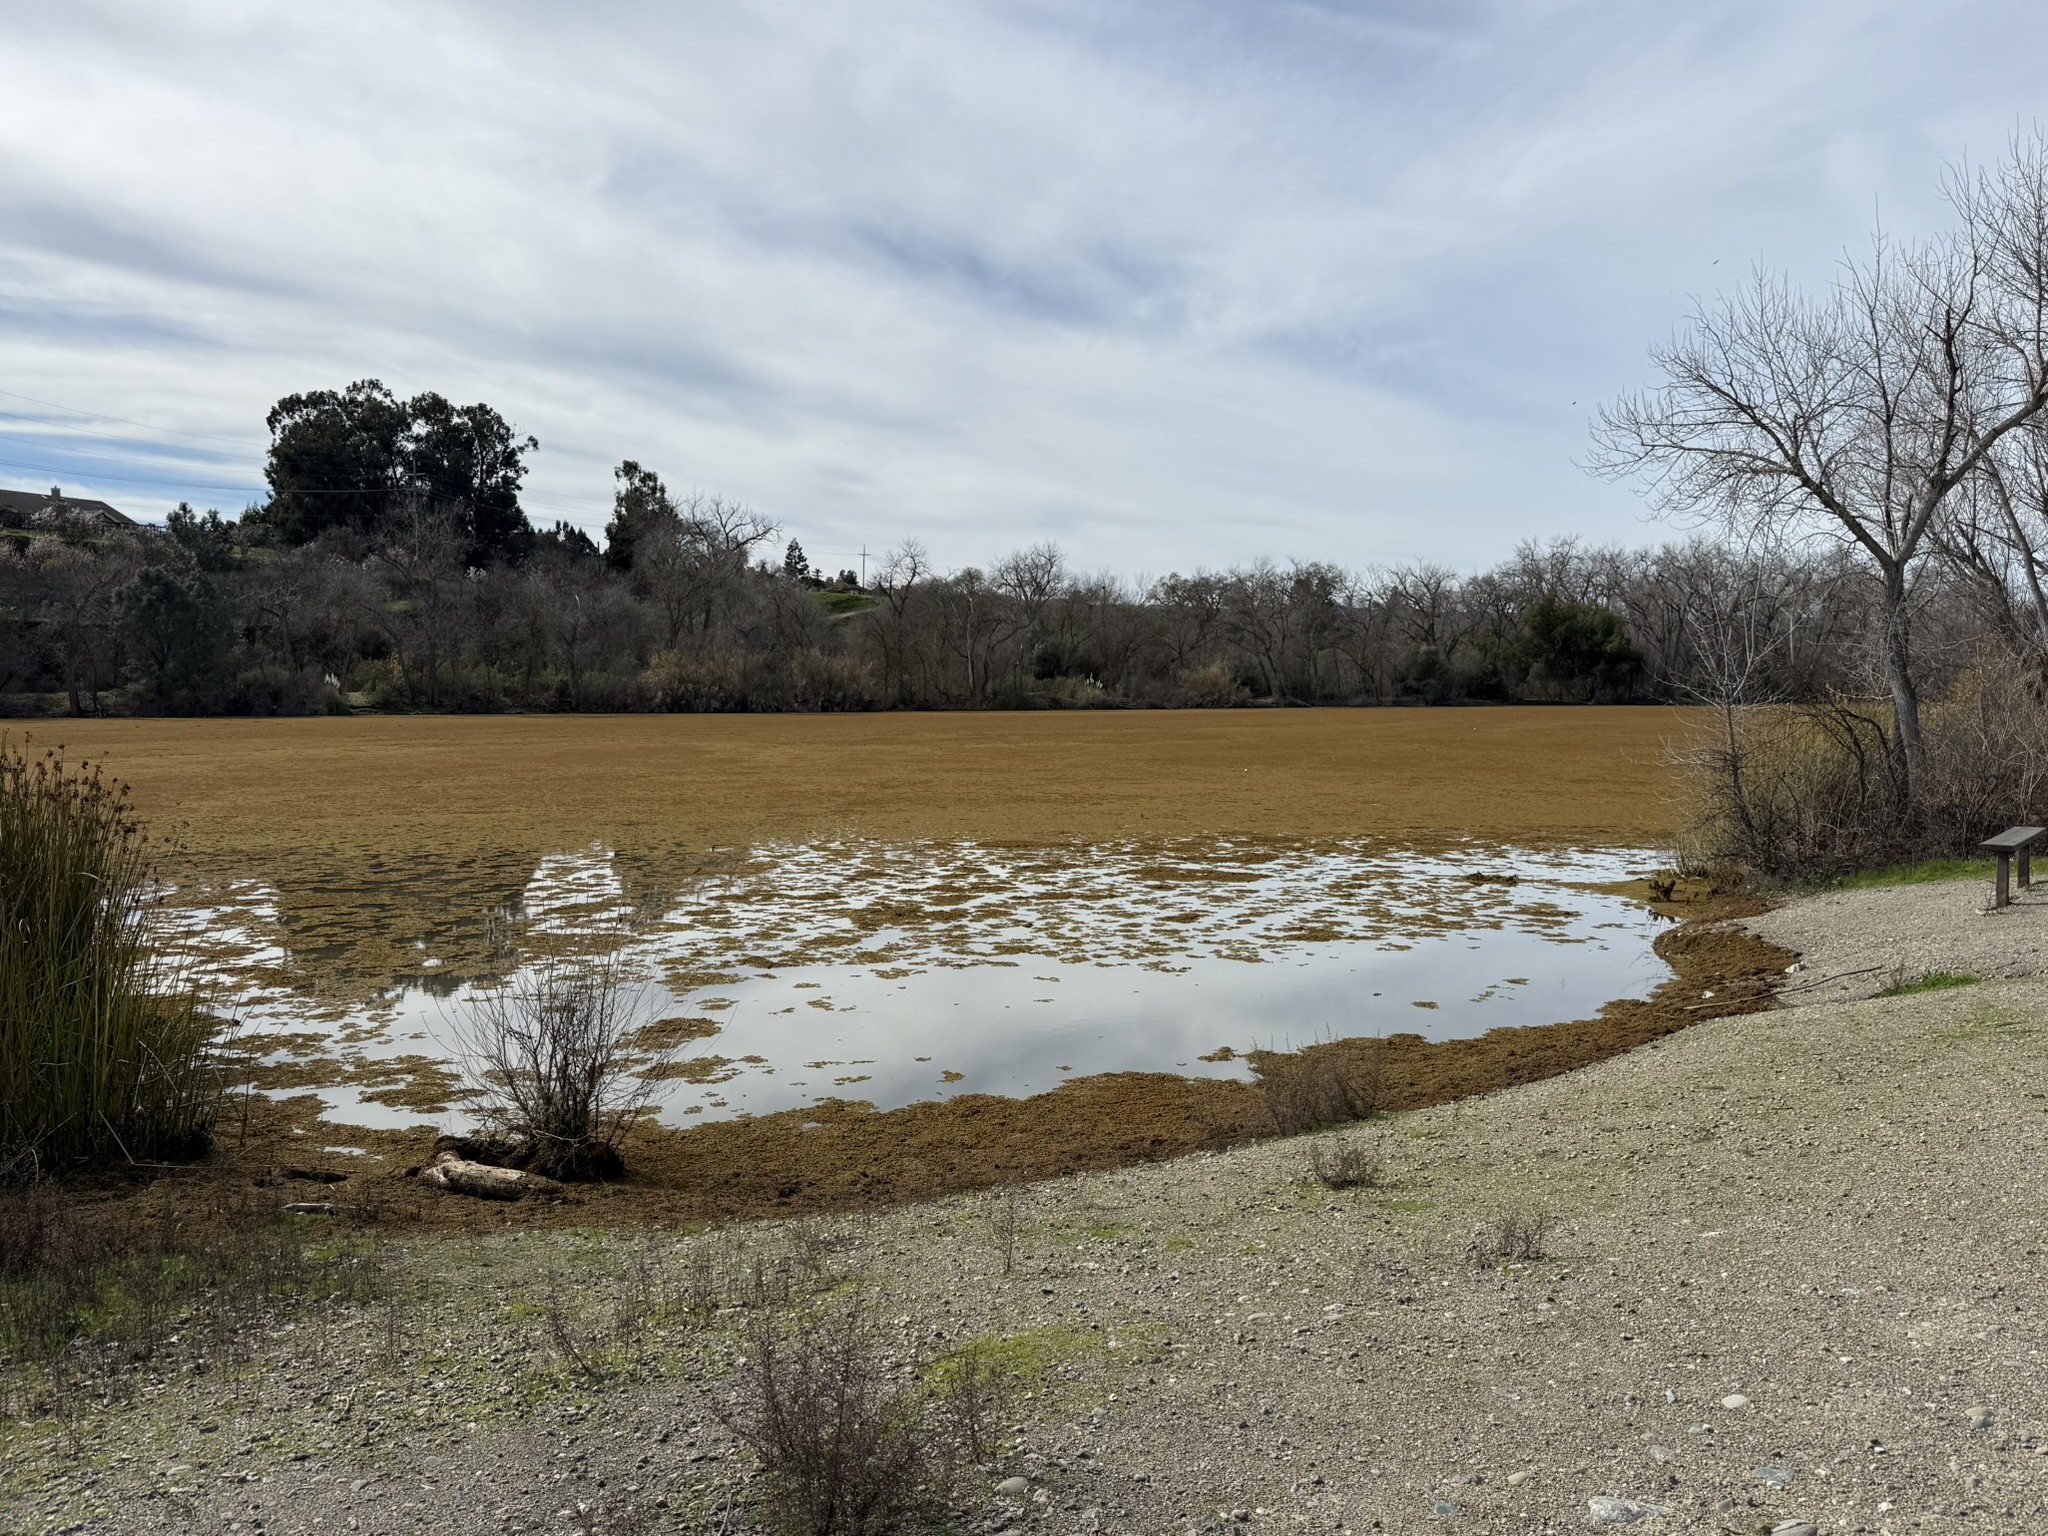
[1175, 659, 1250, 708]
[1679, 650, 2048, 881]
[453, 953, 659, 1180]
[1252, 1040, 1384, 1136]
[1467, 1207, 1553, 1269]
[720, 1299, 964, 1536]
[0, 743, 224, 1178]
[1307, 1134, 1385, 1190]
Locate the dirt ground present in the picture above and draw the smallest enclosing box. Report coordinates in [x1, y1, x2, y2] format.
[33, 708, 1690, 859]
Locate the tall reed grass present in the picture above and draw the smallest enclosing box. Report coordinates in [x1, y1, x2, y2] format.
[0, 741, 223, 1178]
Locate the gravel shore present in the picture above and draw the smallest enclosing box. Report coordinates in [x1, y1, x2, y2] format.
[1745, 875, 2048, 1007]
[8, 895, 2048, 1535]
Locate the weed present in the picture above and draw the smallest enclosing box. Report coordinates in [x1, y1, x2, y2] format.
[719, 1298, 960, 1535]
[0, 1180, 381, 1420]
[1307, 1135, 1385, 1190]
[983, 1182, 1024, 1276]
[1879, 969, 1980, 997]
[1466, 1208, 1554, 1269]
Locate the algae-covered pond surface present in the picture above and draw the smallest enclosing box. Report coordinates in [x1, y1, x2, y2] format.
[164, 837, 1668, 1128]
[48, 712, 1686, 1131]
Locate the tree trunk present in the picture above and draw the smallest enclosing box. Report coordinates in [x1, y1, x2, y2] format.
[1880, 564, 1926, 795]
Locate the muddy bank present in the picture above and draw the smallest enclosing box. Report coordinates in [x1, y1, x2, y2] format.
[151, 902, 1787, 1236]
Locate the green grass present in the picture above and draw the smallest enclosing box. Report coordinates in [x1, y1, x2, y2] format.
[813, 589, 877, 617]
[1879, 971, 1980, 998]
[1824, 858, 1985, 891]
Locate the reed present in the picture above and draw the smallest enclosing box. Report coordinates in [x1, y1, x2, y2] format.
[0, 741, 223, 1178]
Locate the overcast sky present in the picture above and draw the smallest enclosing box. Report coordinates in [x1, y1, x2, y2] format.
[2, 1, 2045, 576]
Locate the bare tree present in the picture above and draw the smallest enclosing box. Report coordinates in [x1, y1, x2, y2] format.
[1593, 133, 2048, 796]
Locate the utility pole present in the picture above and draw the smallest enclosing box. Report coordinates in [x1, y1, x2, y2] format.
[860, 544, 869, 587]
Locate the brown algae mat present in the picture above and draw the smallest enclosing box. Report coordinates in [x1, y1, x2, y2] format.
[38, 707, 1689, 857]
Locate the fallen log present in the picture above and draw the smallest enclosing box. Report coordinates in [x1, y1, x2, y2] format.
[418, 1151, 562, 1202]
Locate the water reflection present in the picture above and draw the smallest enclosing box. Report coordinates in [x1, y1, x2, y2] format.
[165, 840, 1666, 1130]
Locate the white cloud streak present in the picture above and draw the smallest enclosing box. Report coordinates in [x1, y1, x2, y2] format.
[0, 0, 2044, 571]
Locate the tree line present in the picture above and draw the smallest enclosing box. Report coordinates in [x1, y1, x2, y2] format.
[0, 423, 1999, 720]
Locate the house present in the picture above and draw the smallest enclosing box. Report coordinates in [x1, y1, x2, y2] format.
[0, 485, 140, 535]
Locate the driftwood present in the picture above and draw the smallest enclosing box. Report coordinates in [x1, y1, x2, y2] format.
[419, 1152, 562, 1202]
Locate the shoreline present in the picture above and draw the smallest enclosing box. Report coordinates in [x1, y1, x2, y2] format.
[12, 876, 2048, 1534]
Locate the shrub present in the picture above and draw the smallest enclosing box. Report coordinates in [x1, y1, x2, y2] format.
[1253, 1040, 1384, 1136]
[1467, 1208, 1554, 1269]
[453, 952, 659, 1180]
[1678, 650, 2048, 881]
[720, 1300, 961, 1536]
[0, 742, 224, 1178]
[1307, 1135, 1385, 1190]
[1175, 659, 1249, 708]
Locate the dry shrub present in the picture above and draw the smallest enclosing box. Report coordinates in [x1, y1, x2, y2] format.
[1466, 1207, 1554, 1269]
[1175, 658, 1250, 708]
[1679, 650, 2048, 881]
[454, 952, 663, 1181]
[1307, 1135, 1385, 1190]
[1253, 1040, 1384, 1136]
[720, 1299, 961, 1536]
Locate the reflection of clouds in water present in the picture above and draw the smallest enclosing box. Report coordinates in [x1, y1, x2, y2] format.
[517, 843, 636, 935]
[162, 841, 1666, 1132]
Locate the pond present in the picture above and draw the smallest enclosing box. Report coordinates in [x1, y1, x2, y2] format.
[168, 837, 1668, 1131]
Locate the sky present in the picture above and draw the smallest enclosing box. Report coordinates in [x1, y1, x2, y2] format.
[2, 1, 2046, 578]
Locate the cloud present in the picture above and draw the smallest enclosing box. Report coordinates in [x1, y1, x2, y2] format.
[0, 0, 2044, 572]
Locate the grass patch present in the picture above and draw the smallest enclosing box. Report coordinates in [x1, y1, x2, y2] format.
[813, 590, 877, 618]
[1879, 970, 1980, 998]
[1823, 858, 1984, 891]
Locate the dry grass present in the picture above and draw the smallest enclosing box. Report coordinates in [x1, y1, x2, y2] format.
[1467, 1207, 1556, 1269]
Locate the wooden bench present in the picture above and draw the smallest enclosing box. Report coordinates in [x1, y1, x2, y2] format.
[1980, 824, 2046, 909]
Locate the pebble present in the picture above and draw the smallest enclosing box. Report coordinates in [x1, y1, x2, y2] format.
[1647, 1446, 1676, 1464]
[1587, 1495, 1672, 1525]
[1431, 1500, 1458, 1517]
[1753, 1465, 1794, 1488]
[1720, 1393, 1750, 1410]
[1970, 1405, 1996, 1430]
[1771, 1523, 1818, 1536]
[1505, 1470, 1532, 1487]
[995, 1477, 1030, 1497]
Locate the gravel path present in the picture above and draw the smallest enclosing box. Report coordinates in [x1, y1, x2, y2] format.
[9, 921, 2048, 1534]
[1746, 876, 2048, 1006]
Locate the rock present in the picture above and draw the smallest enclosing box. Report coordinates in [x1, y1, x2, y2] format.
[419, 1152, 560, 1201]
[1969, 1405, 1996, 1430]
[1431, 1500, 1458, 1518]
[1720, 1393, 1750, 1410]
[281, 1201, 340, 1216]
[1753, 1465, 1793, 1488]
[1587, 1495, 1672, 1525]
[995, 1477, 1030, 1498]
[1647, 1446, 1676, 1464]
[1506, 1470, 1533, 1487]
[1771, 1523, 1817, 1536]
